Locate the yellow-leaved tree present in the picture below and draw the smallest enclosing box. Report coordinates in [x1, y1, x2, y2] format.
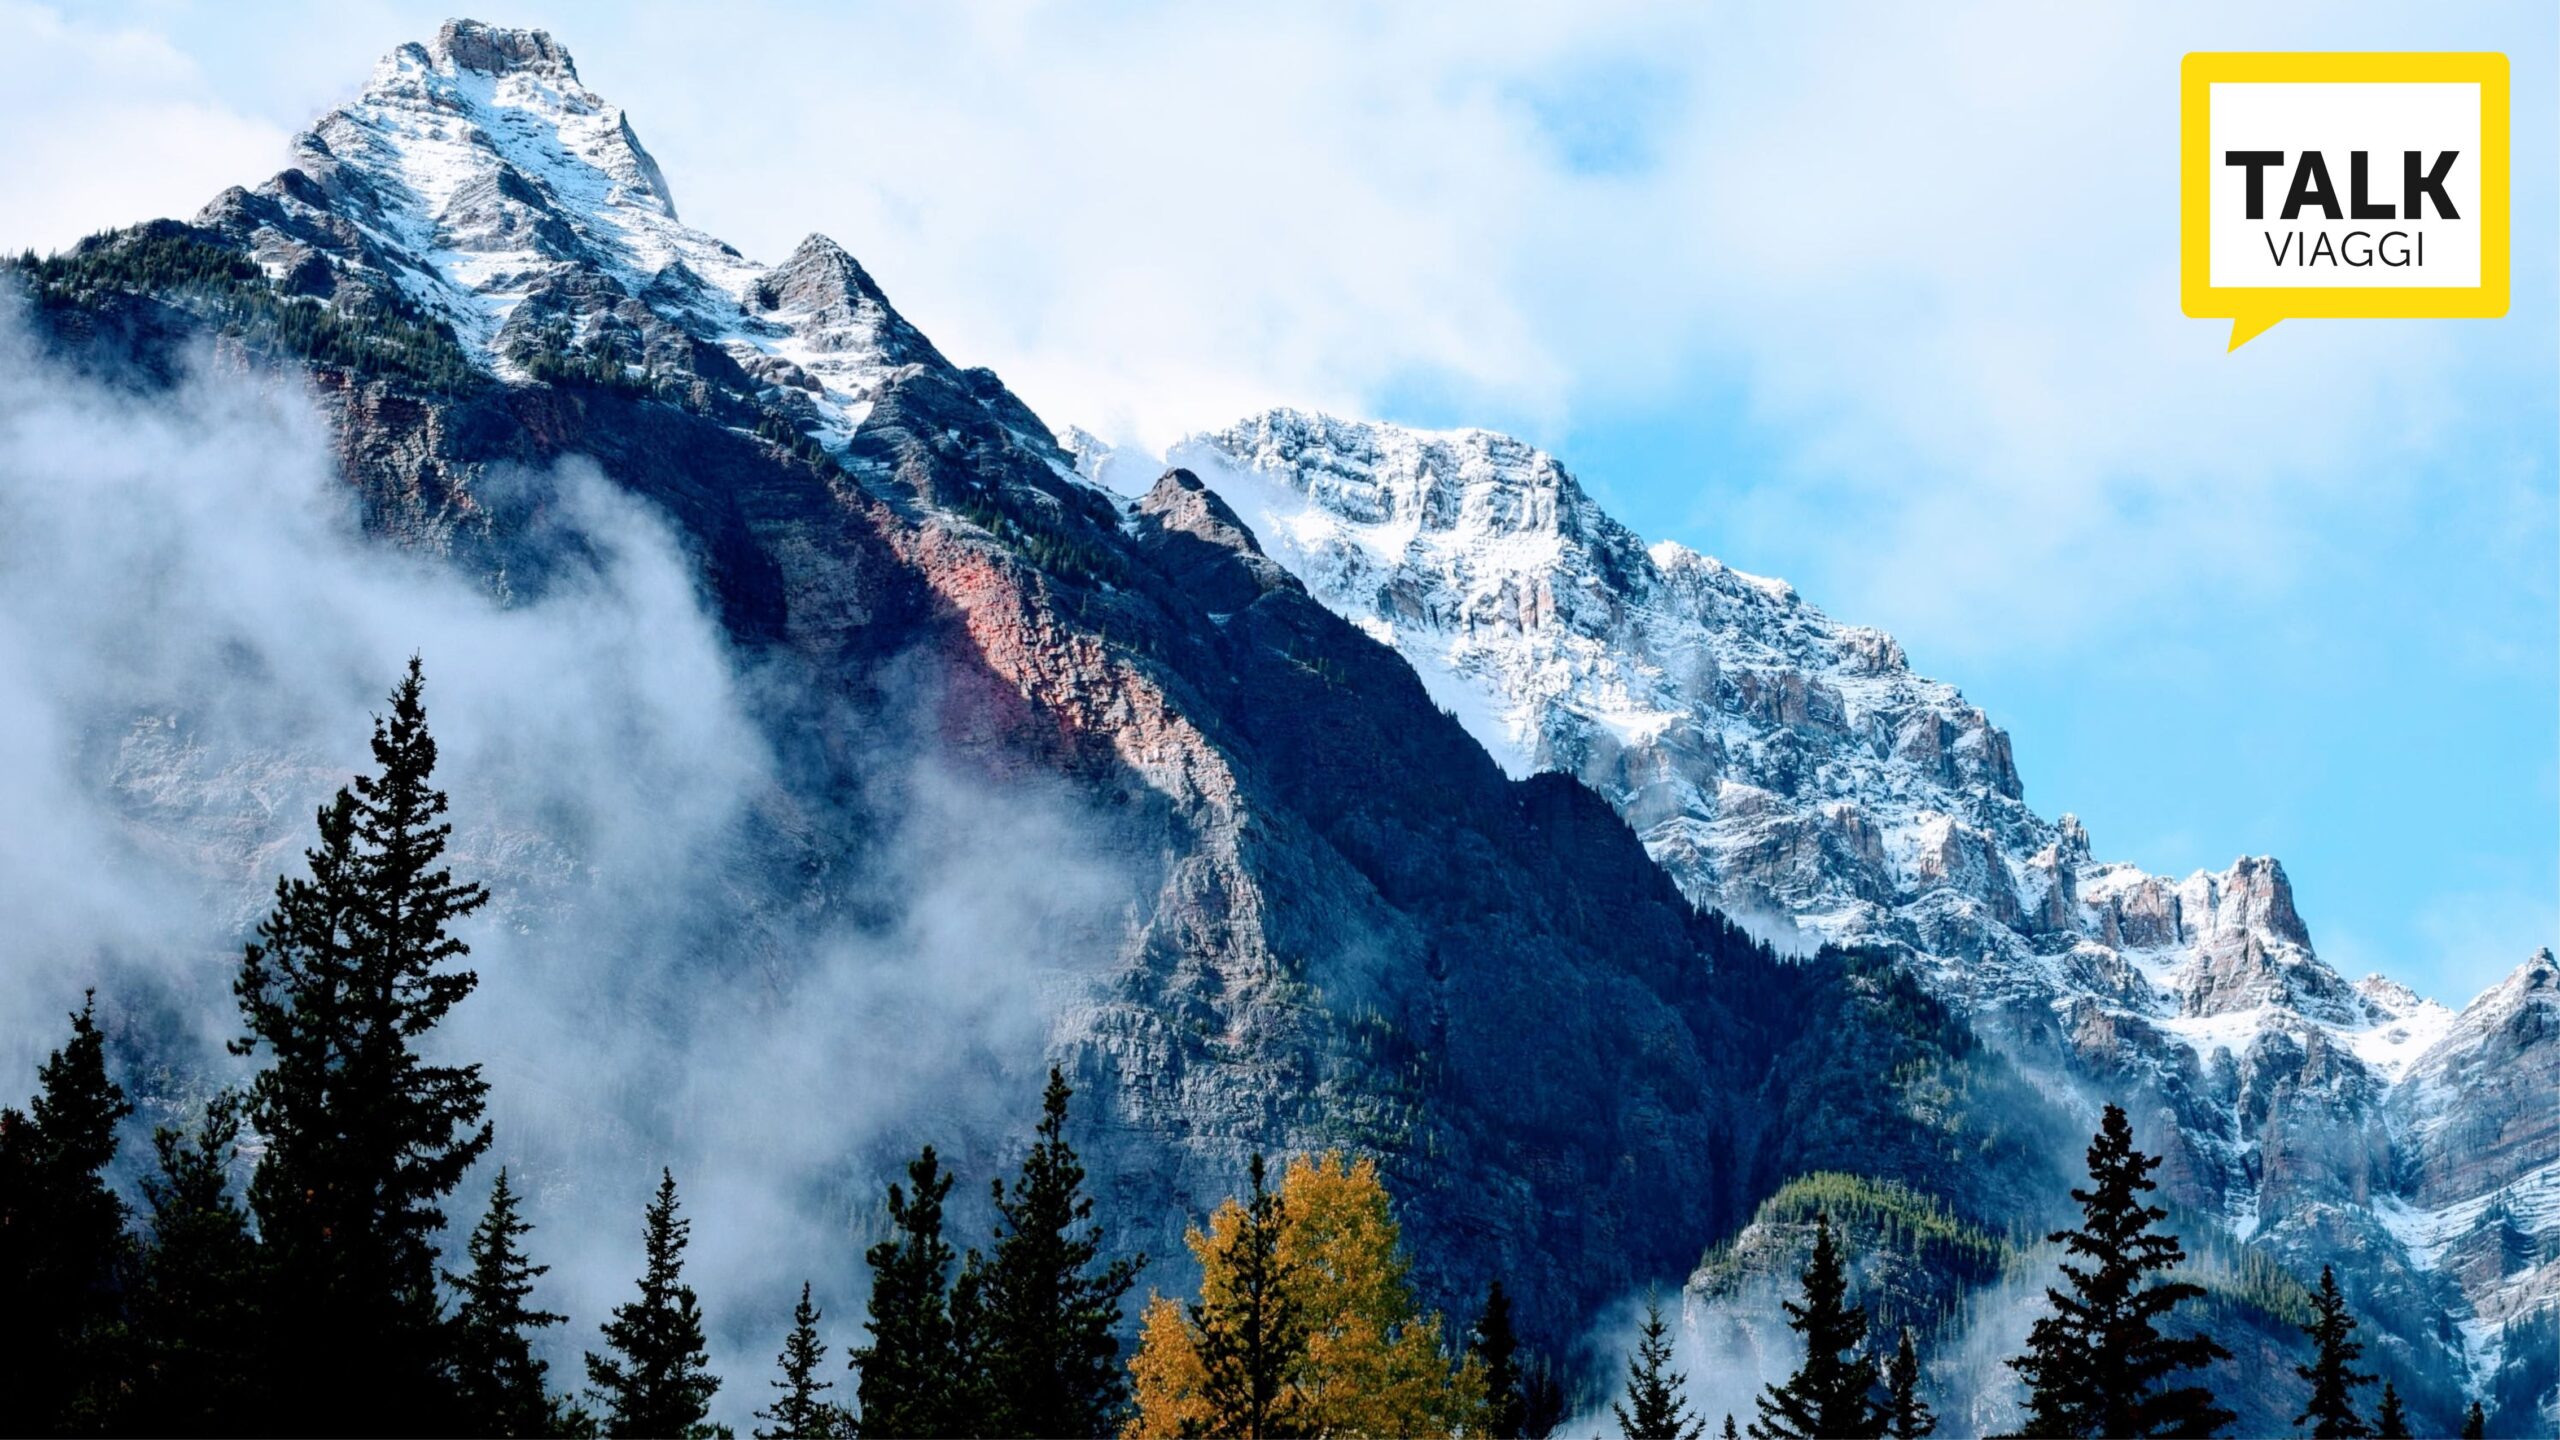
[1126, 1151, 1487, 1438]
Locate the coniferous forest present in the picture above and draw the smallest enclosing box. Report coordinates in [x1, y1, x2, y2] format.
[0, 658, 2443, 1439]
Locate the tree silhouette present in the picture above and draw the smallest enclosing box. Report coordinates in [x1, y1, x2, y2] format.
[755, 1282, 849, 1439]
[234, 658, 494, 1431]
[969, 1068, 1144, 1437]
[126, 1094, 264, 1432]
[585, 1170, 721, 1437]
[2008, 1105, 2231, 1438]
[852, 1145, 969, 1437]
[1751, 1212, 1881, 1440]
[2371, 1383, 2408, 1440]
[1881, 1327, 1937, 1438]
[450, 1169, 568, 1437]
[1474, 1280, 1528, 1438]
[0, 993, 134, 1432]
[2293, 1266, 2375, 1438]
[1616, 1294, 1705, 1440]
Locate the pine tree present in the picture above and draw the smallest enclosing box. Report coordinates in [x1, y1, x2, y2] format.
[2007, 1104, 2233, 1438]
[1881, 1327, 1936, 1439]
[1750, 1212, 1882, 1440]
[2458, 1399, 2484, 1438]
[1473, 1280, 1528, 1438]
[1615, 1294, 1704, 1440]
[233, 658, 494, 1430]
[971, 1068, 1145, 1438]
[0, 991, 135, 1434]
[452, 1169, 570, 1437]
[1722, 1417, 1740, 1440]
[852, 1145, 968, 1438]
[1188, 1152, 1304, 1438]
[2371, 1383, 2408, 1440]
[755, 1282, 849, 1439]
[2293, 1265, 2375, 1438]
[126, 1093, 265, 1433]
[586, 1170, 721, 1438]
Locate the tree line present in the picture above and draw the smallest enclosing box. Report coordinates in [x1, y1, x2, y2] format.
[1606, 1104, 2474, 1440]
[0, 660, 1566, 1439]
[0, 660, 2493, 1438]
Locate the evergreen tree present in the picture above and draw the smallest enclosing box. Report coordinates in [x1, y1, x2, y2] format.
[852, 1145, 967, 1438]
[452, 1169, 570, 1437]
[2293, 1266, 2375, 1438]
[233, 658, 494, 1431]
[1473, 1280, 1528, 1438]
[2007, 1104, 2233, 1438]
[1881, 1327, 1936, 1439]
[755, 1283, 849, 1440]
[1615, 1294, 1704, 1440]
[0, 991, 134, 1434]
[1750, 1212, 1882, 1440]
[971, 1068, 1145, 1438]
[2371, 1383, 2408, 1440]
[1188, 1152, 1304, 1439]
[126, 1092, 265, 1434]
[1722, 1417, 1740, 1440]
[586, 1170, 721, 1438]
[2458, 1399, 2484, 1438]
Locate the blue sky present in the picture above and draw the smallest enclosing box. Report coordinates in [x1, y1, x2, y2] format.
[2, 0, 2551, 1000]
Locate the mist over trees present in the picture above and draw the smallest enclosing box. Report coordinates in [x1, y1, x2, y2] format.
[1616, 1295, 1705, 1440]
[0, 660, 2473, 1439]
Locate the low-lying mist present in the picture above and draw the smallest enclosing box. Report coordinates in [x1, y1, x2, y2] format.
[0, 303, 1142, 1426]
[1565, 1273, 2043, 1437]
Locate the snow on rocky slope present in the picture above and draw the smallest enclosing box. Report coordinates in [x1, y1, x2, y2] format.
[199, 19, 1052, 464]
[49, 14, 2547, 1411]
[32, 15, 1879, 1371]
[1075, 408, 2553, 1398]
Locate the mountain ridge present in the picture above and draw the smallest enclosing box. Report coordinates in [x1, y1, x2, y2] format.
[1076, 405, 2553, 1413]
[8, 18, 2549, 1431]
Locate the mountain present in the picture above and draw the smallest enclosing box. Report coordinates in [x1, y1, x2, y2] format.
[1080, 407, 2554, 1425]
[10, 16, 2050, 1380]
[6, 19, 2545, 1431]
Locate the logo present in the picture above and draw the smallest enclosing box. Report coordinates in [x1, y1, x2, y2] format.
[2181, 52, 2508, 350]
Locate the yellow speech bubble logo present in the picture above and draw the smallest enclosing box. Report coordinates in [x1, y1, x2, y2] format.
[2182, 53, 2508, 351]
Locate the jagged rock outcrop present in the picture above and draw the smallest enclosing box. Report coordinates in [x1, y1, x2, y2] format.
[1096, 406, 2551, 1422]
[9, 17, 2546, 1428]
[4, 18, 2069, 1367]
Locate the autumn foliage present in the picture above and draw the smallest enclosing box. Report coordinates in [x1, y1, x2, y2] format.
[1126, 1152, 1486, 1438]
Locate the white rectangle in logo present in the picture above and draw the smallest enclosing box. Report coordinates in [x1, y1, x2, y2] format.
[2207, 82, 2481, 288]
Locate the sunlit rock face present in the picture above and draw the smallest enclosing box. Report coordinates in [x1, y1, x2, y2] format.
[14, 16, 2549, 1429]
[1112, 407, 2551, 1418]
[27, 16, 1935, 1377]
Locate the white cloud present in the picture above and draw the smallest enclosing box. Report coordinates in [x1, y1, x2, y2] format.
[0, 2, 288, 253]
[577, 0, 2549, 661]
[0, 2, 2544, 1011]
[1, 1, 2544, 663]
[0, 301, 1140, 1429]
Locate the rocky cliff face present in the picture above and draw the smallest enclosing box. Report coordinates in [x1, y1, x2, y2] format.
[1104, 408, 2553, 1422]
[10, 18, 2545, 1426]
[5, 19, 2070, 1367]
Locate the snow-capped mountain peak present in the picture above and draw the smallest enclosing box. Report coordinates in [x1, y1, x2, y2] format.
[196, 19, 1007, 461]
[1078, 406, 2550, 1390]
[297, 20, 706, 337]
